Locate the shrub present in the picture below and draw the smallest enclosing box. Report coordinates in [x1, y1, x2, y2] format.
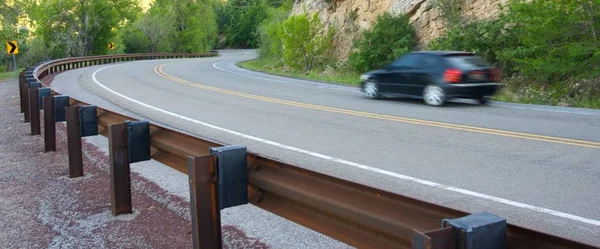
[277, 12, 335, 71]
[348, 12, 416, 73]
[256, 1, 292, 61]
[428, 19, 519, 75]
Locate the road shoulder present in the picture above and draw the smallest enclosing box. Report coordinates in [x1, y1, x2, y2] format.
[0, 79, 269, 249]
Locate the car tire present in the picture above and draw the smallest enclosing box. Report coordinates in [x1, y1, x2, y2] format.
[478, 96, 490, 105]
[423, 85, 446, 106]
[363, 80, 381, 99]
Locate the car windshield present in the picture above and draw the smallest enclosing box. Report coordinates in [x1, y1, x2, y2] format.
[446, 55, 492, 69]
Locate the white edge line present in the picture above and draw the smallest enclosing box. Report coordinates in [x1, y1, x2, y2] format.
[92, 64, 600, 227]
[212, 61, 357, 92]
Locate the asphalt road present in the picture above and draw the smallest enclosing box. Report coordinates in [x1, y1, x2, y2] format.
[51, 50, 600, 246]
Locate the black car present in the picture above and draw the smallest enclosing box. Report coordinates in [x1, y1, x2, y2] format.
[359, 51, 503, 106]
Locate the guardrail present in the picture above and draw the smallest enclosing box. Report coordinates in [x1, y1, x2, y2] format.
[14, 52, 598, 249]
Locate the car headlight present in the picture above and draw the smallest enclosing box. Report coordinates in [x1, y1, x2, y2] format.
[360, 74, 370, 81]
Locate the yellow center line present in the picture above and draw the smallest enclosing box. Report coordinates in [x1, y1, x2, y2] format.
[154, 64, 600, 149]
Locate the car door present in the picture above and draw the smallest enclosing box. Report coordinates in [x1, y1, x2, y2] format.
[376, 56, 406, 93]
[379, 54, 420, 95]
[403, 54, 442, 96]
[388, 53, 422, 96]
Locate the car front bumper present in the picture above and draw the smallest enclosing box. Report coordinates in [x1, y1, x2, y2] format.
[443, 83, 502, 99]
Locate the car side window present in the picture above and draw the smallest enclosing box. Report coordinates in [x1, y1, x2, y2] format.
[418, 55, 443, 69]
[390, 54, 419, 69]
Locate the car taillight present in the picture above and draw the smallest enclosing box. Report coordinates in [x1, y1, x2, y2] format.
[444, 68, 462, 83]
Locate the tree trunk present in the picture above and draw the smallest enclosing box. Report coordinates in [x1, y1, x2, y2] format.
[586, 0, 598, 46]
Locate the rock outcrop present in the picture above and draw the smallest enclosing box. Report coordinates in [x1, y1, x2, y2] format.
[291, 0, 508, 60]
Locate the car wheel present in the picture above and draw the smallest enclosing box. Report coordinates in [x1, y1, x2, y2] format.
[363, 81, 380, 99]
[478, 96, 490, 105]
[423, 85, 446, 106]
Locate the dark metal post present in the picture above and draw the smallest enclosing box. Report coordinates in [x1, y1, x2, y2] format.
[23, 82, 30, 123]
[108, 123, 132, 215]
[19, 72, 25, 113]
[189, 155, 222, 249]
[43, 96, 56, 152]
[29, 87, 40, 135]
[66, 106, 83, 177]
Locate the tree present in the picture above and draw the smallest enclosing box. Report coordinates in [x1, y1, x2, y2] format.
[220, 0, 269, 48]
[256, 1, 292, 60]
[27, 0, 141, 57]
[498, 0, 600, 81]
[1, 0, 31, 70]
[138, 4, 175, 53]
[150, 0, 218, 53]
[277, 12, 334, 71]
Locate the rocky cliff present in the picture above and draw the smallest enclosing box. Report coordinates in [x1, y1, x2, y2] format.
[291, 0, 507, 60]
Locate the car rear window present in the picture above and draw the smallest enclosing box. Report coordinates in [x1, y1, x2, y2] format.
[445, 55, 492, 69]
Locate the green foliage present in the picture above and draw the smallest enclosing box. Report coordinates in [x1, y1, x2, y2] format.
[255, 0, 293, 60]
[239, 58, 361, 85]
[428, 19, 518, 74]
[218, 0, 270, 48]
[277, 12, 335, 71]
[497, 0, 600, 81]
[27, 0, 141, 57]
[0, 69, 21, 81]
[1, 0, 35, 70]
[430, 0, 600, 82]
[429, 0, 600, 107]
[120, 0, 218, 53]
[152, 0, 218, 53]
[120, 20, 152, 53]
[348, 12, 416, 73]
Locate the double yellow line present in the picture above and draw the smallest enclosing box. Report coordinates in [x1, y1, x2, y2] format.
[154, 64, 600, 149]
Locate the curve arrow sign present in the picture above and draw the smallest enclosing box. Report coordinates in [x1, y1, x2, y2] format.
[6, 41, 18, 55]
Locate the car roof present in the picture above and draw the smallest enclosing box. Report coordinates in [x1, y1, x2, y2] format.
[409, 51, 475, 56]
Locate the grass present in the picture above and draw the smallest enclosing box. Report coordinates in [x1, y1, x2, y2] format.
[0, 70, 20, 82]
[238, 59, 361, 86]
[238, 59, 600, 109]
[494, 87, 600, 109]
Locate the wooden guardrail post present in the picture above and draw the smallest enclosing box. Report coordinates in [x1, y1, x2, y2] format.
[108, 120, 151, 215]
[66, 104, 100, 177]
[188, 155, 222, 249]
[36, 86, 51, 135]
[43, 96, 55, 152]
[44, 95, 69, 152]
[23, 76, 35, 123]
[188, 145, 248, 249]
[18, 71, 25, 113]
[108, 123, 132, 215]
[28, 82, 41, 135]
[66, 106, 83, 177]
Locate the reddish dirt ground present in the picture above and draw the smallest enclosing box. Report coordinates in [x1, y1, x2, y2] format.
[0, 79, 269, 249]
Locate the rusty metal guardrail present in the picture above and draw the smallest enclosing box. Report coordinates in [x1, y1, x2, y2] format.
[14, 52, 599, 249]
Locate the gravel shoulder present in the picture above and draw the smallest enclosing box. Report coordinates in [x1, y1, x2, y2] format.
[0, 78, 271, 249]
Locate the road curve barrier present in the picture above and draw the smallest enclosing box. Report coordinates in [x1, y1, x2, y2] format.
[12, 52, 599, 249]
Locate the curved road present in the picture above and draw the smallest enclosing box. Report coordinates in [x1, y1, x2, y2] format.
[51, 50, 600, 246]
